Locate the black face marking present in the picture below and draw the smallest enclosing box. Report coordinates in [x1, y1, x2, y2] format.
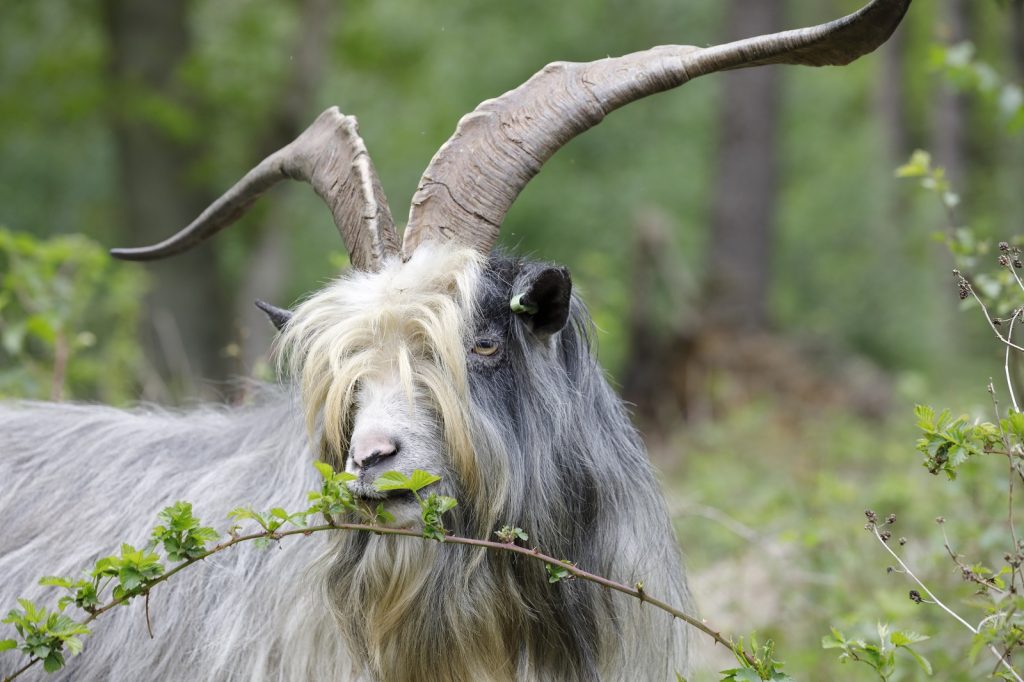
[467, 256, 518, 373]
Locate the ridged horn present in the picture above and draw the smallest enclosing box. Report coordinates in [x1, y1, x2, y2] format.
[111, 107, 399, 272]
[401, 0, 912, 258]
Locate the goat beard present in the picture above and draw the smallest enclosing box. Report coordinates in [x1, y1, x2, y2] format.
[316, 521, 521, 682]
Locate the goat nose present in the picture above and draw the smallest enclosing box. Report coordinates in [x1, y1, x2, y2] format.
[351, 437, 399, 470]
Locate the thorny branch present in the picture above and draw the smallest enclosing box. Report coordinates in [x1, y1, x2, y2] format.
[989, 382, 1024, 593]
[1, 518, 755, 681]
[870, 526, 1024, 682]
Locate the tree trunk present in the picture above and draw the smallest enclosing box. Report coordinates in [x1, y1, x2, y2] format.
[235, 0, 334, 377]
[102, 0, 230, 400]
[876, 22, 910, 167]
[934, 0, 973, 194]
[704, 0, 784, 331]
[1012, 0, 1024, 81]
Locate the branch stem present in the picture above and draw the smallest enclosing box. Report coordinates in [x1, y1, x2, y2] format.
[2, 519, 753, 681]
[871, 527, 1024, 682]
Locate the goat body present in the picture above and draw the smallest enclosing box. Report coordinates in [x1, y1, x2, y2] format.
[1, 252, 692, 681]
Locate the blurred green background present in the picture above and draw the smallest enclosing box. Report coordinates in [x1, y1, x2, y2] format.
[2, 0, 1024, 678]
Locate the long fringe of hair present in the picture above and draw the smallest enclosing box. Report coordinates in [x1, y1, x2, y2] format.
[0, 247, 693, 681]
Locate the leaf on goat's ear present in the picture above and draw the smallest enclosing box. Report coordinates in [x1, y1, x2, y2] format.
[510, 294, 539, 315]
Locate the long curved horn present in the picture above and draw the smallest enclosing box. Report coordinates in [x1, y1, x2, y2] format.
[111, 107, 400, 272]
[402, 0, 912, 258]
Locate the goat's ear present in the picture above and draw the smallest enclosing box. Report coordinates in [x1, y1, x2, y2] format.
[255, 299, 293, 331]
[511, 265, 572, 337]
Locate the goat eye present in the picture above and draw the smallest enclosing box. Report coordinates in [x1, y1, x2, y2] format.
[472, 339, 499, 356]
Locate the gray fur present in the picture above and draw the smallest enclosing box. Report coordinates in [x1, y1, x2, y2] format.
[0, 252, 693, 681]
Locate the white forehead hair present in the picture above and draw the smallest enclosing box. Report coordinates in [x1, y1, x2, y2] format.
[275, 245, 484, 492]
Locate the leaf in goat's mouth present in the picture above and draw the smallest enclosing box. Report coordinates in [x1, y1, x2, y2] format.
[356, 488, 416, 503]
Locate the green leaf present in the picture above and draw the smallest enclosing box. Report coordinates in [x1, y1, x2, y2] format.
[374, 469, 442, 493]
[119, 566, 143, 592]
[374, 503, 395, 524]
[407, 470, 442, 492]
[313, 461, 336, 480]
[43, 651, 65, 673]
[64, 637, 84, 656]
[496, 525, 529, 543]
[0, 639, 17, 651]
[545, 561, 573, 583]
[821, 634, 845, 650]
[895, 150, 932, 178]
[890, 630, 929, 647]
[373, 471, 413, 491]
[228, 507, 256, 521]
[902, 646, 933, 675]
[432, 495, 457, 513]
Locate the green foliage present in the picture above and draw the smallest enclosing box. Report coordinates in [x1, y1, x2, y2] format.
[373, 470, 441, 494]
[306, 461, 359, 517]
[837, 146, 1024, 679]
[545, 560, 573, 584]
[38, 576, 98, 614]
[913, 404, 1001, 479]
[2, 600, 89, 673]
[0, 228, 144, 402]
[371, 468, 456, 540]
[896, 150, 961, 214]
[495, 525, 529, 544]
[970, 595, 1024, 670]
[721, 636, 794, 682]
[228, 507, 305, 538]
[150, 502, 220, 562]
[823, 624, 932, 680]
[419, 494, 458, 542]
[0, 464, 466, 676]
[92, 544, 165, 601]
[930, 42, 1024, 132]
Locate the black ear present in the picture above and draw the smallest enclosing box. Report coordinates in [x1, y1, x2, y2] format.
[254, 299, 293, 331]
[511, 265, 572, 337]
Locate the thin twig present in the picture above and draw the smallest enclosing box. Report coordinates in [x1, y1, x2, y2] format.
[144, 591, 153, 640]
[0, 661, 33, 682]
[941, 525, 1007, 596]
[1005, 263, 1024, 298]
[1007, 310, 1021, 413]
[872, 527, 1024, 682]
[964, 283, 1024, 354]
[1, 520, 754, 681]
[988, 381, 1024, 592]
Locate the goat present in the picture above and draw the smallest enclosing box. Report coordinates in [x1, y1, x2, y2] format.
[0, 1, 911, 679]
